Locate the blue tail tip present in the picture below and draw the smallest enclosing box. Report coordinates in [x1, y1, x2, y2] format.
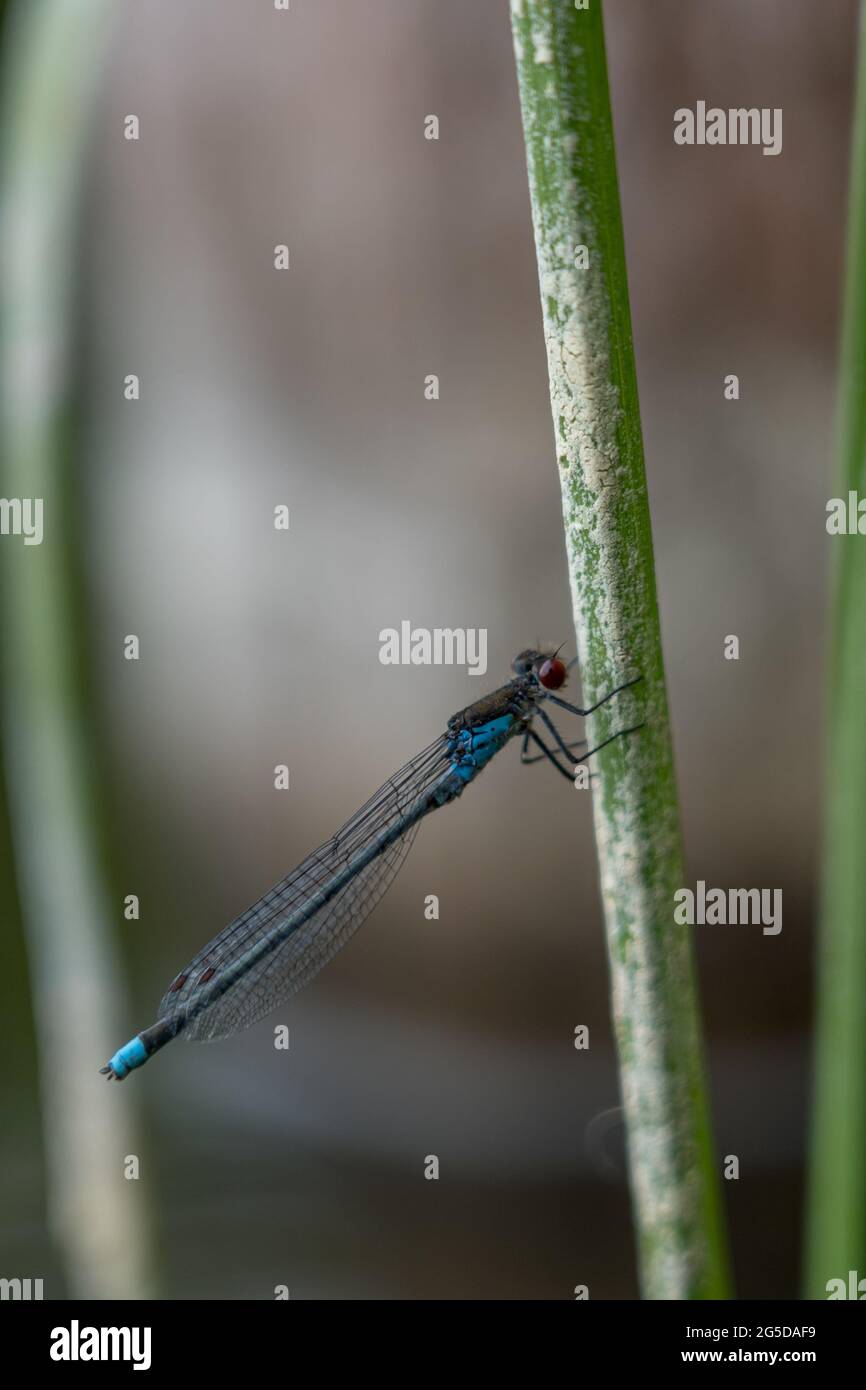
[99, 1036, 147, 1080]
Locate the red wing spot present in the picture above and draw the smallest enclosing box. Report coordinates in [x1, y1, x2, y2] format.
[169, 973, 188, 994]
[198, 967, 216, 984]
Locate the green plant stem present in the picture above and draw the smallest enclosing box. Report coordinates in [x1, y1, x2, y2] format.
[0, 0, 156, 1296]
[510, 0, 729, 1298]
[806, 0, 866, 1301]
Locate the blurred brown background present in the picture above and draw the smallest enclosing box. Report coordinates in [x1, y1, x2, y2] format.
[1, 0, 853, 1297]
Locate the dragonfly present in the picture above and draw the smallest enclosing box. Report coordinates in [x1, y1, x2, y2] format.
[101, 648, 642, 1080]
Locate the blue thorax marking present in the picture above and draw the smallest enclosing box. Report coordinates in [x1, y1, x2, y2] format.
[448, 714, 514, 782]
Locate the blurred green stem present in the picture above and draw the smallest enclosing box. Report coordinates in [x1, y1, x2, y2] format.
[510, 0, 729, 1297]
[0, 0, 156, 1296]
[806, 0, 866, 1300]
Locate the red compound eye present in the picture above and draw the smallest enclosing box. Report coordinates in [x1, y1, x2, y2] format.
[538, 657, 567, 690]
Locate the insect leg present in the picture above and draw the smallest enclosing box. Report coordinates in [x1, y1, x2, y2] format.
[547, 674, 643, 719]
[536, 705, 588, 761]
[520, 728, 577, 781]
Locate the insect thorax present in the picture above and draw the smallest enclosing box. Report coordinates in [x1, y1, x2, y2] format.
[446, 676, 539, 735]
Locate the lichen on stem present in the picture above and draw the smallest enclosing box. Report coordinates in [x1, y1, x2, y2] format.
[510, 0, 729, 1298]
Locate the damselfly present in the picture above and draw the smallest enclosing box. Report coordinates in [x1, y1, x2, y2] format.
[101, 649, 641, 1080]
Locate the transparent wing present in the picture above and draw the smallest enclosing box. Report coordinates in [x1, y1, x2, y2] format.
[158, 736, 453, 1041]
